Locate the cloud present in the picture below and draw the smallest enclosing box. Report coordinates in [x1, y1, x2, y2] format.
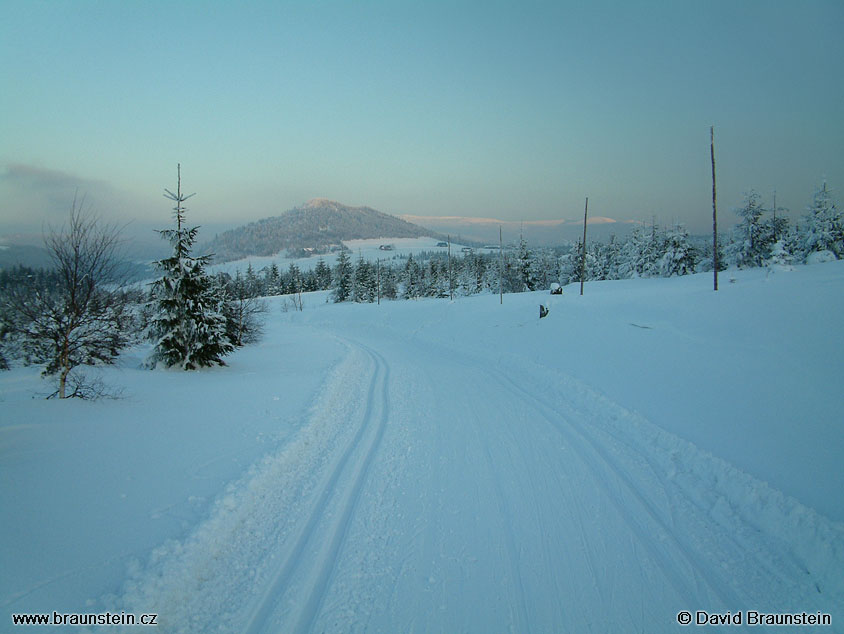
[0, 163, 117, 221]
[0, 163, 145, 244]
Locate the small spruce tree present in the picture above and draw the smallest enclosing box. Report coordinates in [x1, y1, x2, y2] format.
[314, 258, 332, 290]
[729, 190, 771, 268]
[332, 247, 353, 302]
[658, 224, 697, 277]
[516, 235, 535, 291]
[802, 181, 843, 259]
[147, 165, 233, 370]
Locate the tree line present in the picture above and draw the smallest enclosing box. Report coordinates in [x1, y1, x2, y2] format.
[1, 178, 840, 396]
[226, 183, 841, 303]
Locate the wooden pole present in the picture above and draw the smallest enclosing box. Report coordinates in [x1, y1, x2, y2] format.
[711, 126, 719, 291]
[772, 190, 778, 243]
[580, 197, 588, 296]
[499, 225, 503, 305]
[448, 234, 453, 301]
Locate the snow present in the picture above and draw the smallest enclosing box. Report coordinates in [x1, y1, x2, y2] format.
[209, 237, 492, 276]
[2, 261, 843, 632]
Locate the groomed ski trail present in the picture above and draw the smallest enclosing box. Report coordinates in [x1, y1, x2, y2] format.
[113, 339, 390, 634]
[243, 342, 389, 634]
[111, 322, 844, 633]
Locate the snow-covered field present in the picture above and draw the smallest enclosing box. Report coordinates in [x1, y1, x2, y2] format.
[2, 261, 843, 632]
[208, 237, 491, 276]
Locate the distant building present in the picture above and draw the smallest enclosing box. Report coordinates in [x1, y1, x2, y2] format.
[379, 244, 394, 251]
[436, 241, 449, 247]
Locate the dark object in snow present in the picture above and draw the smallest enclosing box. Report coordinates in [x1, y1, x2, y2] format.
[539, 304, 549, 319]
[550, 283, 562, 295]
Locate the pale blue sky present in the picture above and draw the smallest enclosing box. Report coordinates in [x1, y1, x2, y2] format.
[1, 0, 842, 240]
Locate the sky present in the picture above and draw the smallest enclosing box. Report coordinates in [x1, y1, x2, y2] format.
[1, 0, 843, 244]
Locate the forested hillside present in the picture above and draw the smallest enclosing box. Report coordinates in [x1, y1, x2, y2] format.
[203, 199, 437, 262]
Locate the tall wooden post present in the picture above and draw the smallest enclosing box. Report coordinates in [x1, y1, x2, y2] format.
[376, 258, 381, 305]
[448, 234, 453, 301]
[772, 190, 778, 243]
[580, 197, 588, 296]
[499, 225, 503, 305]
[711, 126, 719, 291]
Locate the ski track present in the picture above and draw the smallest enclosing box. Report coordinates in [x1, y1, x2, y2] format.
[244, 342, 389, 634]
[463, 349, 841, 630]
[108, 338, 389, 634]
[106, 322, 843, 633]
[487, 367, 732, 616]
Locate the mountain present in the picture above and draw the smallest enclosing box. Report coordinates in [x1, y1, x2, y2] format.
[203, 199, 438, 262]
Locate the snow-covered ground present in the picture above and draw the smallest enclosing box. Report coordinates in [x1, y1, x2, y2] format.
[208, 237, 492, 276]
[2, 261, 843, 632]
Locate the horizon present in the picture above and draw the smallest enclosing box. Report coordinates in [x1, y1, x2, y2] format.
[2, 1, 842, 243]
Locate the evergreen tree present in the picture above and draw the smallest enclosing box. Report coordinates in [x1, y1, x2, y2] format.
[265, 263, 282, 296]
[700, 235, 729, 273]
[620, 225, 663, 278]
[729, 190, 770, 267]
[516, 236, 535, 290]
[147, 166, 233, 370]
[332, 247, 353, 302]
[560, 240, 598, 285]
[424, 260, 445, 297]
[658, 224, 697, 276]
[501, 253, 523, 293]
[599, 236, 623, 280]
[314, 258, 332, 290]
[782, 225, 804, 264]
[472, 254, 487, 294]
[402, 253, 422, 299]
[762, 209, 790, 250]
[353, 256, 377, 302]
[245, 263, 262, 297]
[802, 182, 843, 259]
[301, 269, 319, 292]
[287, 263, 302, 295]
[380, 265, 398, 300]
[767, 239, 793, 268]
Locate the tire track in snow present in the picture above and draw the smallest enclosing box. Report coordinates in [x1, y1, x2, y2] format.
[244, 341, 389, 634]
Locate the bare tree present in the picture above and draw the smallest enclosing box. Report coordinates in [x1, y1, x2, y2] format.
[0, 196, 131, 398]
[220, 278, 267, 345]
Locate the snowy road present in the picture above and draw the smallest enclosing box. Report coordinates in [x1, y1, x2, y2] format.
[117, 316, 841, 633]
